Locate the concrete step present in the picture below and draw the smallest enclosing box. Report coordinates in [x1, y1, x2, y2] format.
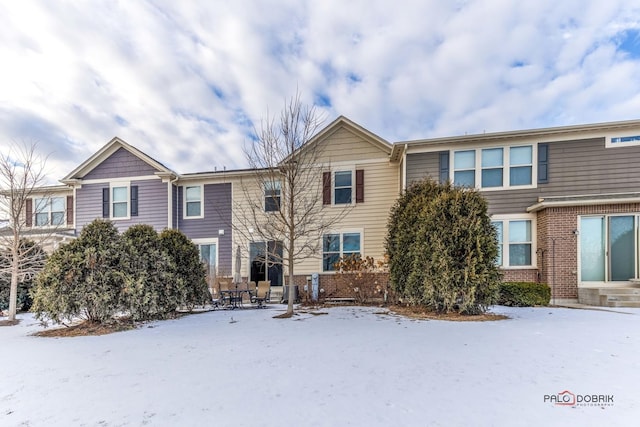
[601, 288, 640, 295]
[604, 300, 640, 308]
[603, 294, 640, 302]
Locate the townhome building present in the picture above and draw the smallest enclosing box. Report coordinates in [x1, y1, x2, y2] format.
[15, 116, 640, 307]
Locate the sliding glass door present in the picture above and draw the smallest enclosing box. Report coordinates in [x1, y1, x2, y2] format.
[580, 215, 637, 283]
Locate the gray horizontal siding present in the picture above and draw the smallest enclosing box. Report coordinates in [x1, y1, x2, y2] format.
[83, 148, 159, 179]
[406, 152, 440, 185]
[406, 137, 640, 215]
[178, 183, 233, 273]
[76, 179, 169, 232]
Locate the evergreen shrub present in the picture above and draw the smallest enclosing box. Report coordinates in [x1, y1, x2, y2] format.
[498, 282, 551, 306]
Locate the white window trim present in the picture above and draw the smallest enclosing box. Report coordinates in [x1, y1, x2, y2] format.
[606, 133, 640, 148]
[193, 237, 219, 271]
[491, 214, 537, 269]
[332, 167, 356, 206]
[183, 185, 204, 219]
[33, 196, 66, 228]
[320, 229, 364, 272]
[264, 180, 282, 212]
[451, 145, 537, 191]
[110, 182, 130, 220]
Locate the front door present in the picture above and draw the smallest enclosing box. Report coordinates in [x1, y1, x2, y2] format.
[249, 240, 283, 286]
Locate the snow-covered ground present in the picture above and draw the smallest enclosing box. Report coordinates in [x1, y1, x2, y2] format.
[1, 305, 638, 426]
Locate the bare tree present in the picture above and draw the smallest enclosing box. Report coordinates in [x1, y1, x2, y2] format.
[233, 94, 348, 316]
[0, 143, 58, 321]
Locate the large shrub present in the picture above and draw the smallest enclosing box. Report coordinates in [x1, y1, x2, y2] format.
[498, 282, 551, 306]
[121, 224, 177, 320]
[386, 178, 502, 314]
[159, 228, 210, 310]
[31, 220, 126, 324]
[0, 240, 47, 311]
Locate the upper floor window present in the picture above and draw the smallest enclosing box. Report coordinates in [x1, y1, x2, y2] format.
[453, 145, 534, 190]
[34, 197, 65, 226]
[265, 181, 281, 212]
[607, 134, 640, 147]
[322, 231, 362, 271]
[102, 184, 137, 220]
[112, 186, 128, 218]
[185, 185, 202, 218]
[334, 171, 352, 204]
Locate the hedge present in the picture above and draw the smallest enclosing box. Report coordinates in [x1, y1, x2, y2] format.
[498, 282, 551, 307]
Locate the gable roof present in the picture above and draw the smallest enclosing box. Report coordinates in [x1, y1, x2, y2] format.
[310, 115, 393, 155]
[61, 137, 177, 182]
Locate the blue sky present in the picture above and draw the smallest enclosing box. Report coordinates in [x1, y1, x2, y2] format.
[1, 0, 640, 180]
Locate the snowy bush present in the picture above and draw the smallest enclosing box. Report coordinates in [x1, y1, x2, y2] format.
[386, 178, 501, 314]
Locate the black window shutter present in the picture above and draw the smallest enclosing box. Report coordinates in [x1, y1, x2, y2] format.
[355, 170, 364, 203]
[102, 188, 110, 218]
[439, 151, 450, 184]
[322, 172, 331, 205]
[538, 144, 549, 184]
[131, 185, 138, 216]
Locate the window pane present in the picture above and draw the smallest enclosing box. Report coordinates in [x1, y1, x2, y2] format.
[454, 170, 475, 187]
[323, 234, 340, 252]
[335, 188, 352, 204]
[492, 222, 503, 266]
[343, 233, 361, 252]
[186, 186, 200, 202]
[454, 150, 475, 169]
[323, 253, 340, 271]
[334, 171, 352, 187]
[265, 195, 280, 212]
[580, 217, 605, 281]
[509, 220, 531, 242]
[482, 169, 503, 187]
[34, 198, 48, 212]
[112, 187, 127, 202]
[509, 244, 531, 266]
[51, 197, 65, 212]
[51, 212, 65, 226]
[609, 216, 635, 281]
[35, 213, 49, 226]
[186, 201, 201, 217]
[482, 148, 503, 167]
[265, 181, 281, 191]
[113, 202, 127, 218]
[510, 146, 532, 165]
[510, 166, 532, 185]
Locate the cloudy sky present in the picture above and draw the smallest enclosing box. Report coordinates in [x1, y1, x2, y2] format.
[1, 0, 640, 181]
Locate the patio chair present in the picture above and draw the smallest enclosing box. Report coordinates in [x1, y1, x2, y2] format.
[218, 280, 232, 308]
[210, 287, 223, 310]
[251, 280, 271, 308]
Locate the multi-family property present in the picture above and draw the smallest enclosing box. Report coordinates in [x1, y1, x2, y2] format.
[17, 116, 640, 307]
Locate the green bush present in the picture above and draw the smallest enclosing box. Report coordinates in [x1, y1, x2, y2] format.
[159, 228, 210, 310]
[498, 282, 551, 306]
[386, 178, 502, 314]
[122, 224, 177, 321]
[32, 220, 126, 324]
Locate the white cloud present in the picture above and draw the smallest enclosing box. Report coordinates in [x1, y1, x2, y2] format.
[1, 0, 640, 182]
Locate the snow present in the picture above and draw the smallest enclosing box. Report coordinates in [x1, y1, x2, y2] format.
[1, 305, 639, 426]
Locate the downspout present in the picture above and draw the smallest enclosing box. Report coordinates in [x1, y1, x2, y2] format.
[401, 144, 408, 191]
[169, 175, 179, 229]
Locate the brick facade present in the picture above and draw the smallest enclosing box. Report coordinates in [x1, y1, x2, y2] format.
[535, 202, 640, 301]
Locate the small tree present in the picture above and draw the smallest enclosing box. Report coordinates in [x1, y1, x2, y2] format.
[159, 228, 209, 310]
[31, 219, 125, 324]
[0, 143, 57, 321]
[233, 93, 348, 317]
[0, 240, 47, 311]
[122, 224, 176, 320]
[387, 179, 501, 314]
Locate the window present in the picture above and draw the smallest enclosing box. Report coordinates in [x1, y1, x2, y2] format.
[265, 181, 281, 212]
[509, 146, 532, 186]
[492, 217, 534, 267]
[580, 215, 638, 282]
[454, 150, 475, 187]
[34, 197, 65, 226]
[185, 185, 202, 218]
[322, 232, 362, 271]
[607, 134, 640, 147]
[334, 171, 352, 204]
[250, 240, 283, 286]
[481, 148, 503, 188]
[112, 186, 128, 218]
[452, 145, 534, 189]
